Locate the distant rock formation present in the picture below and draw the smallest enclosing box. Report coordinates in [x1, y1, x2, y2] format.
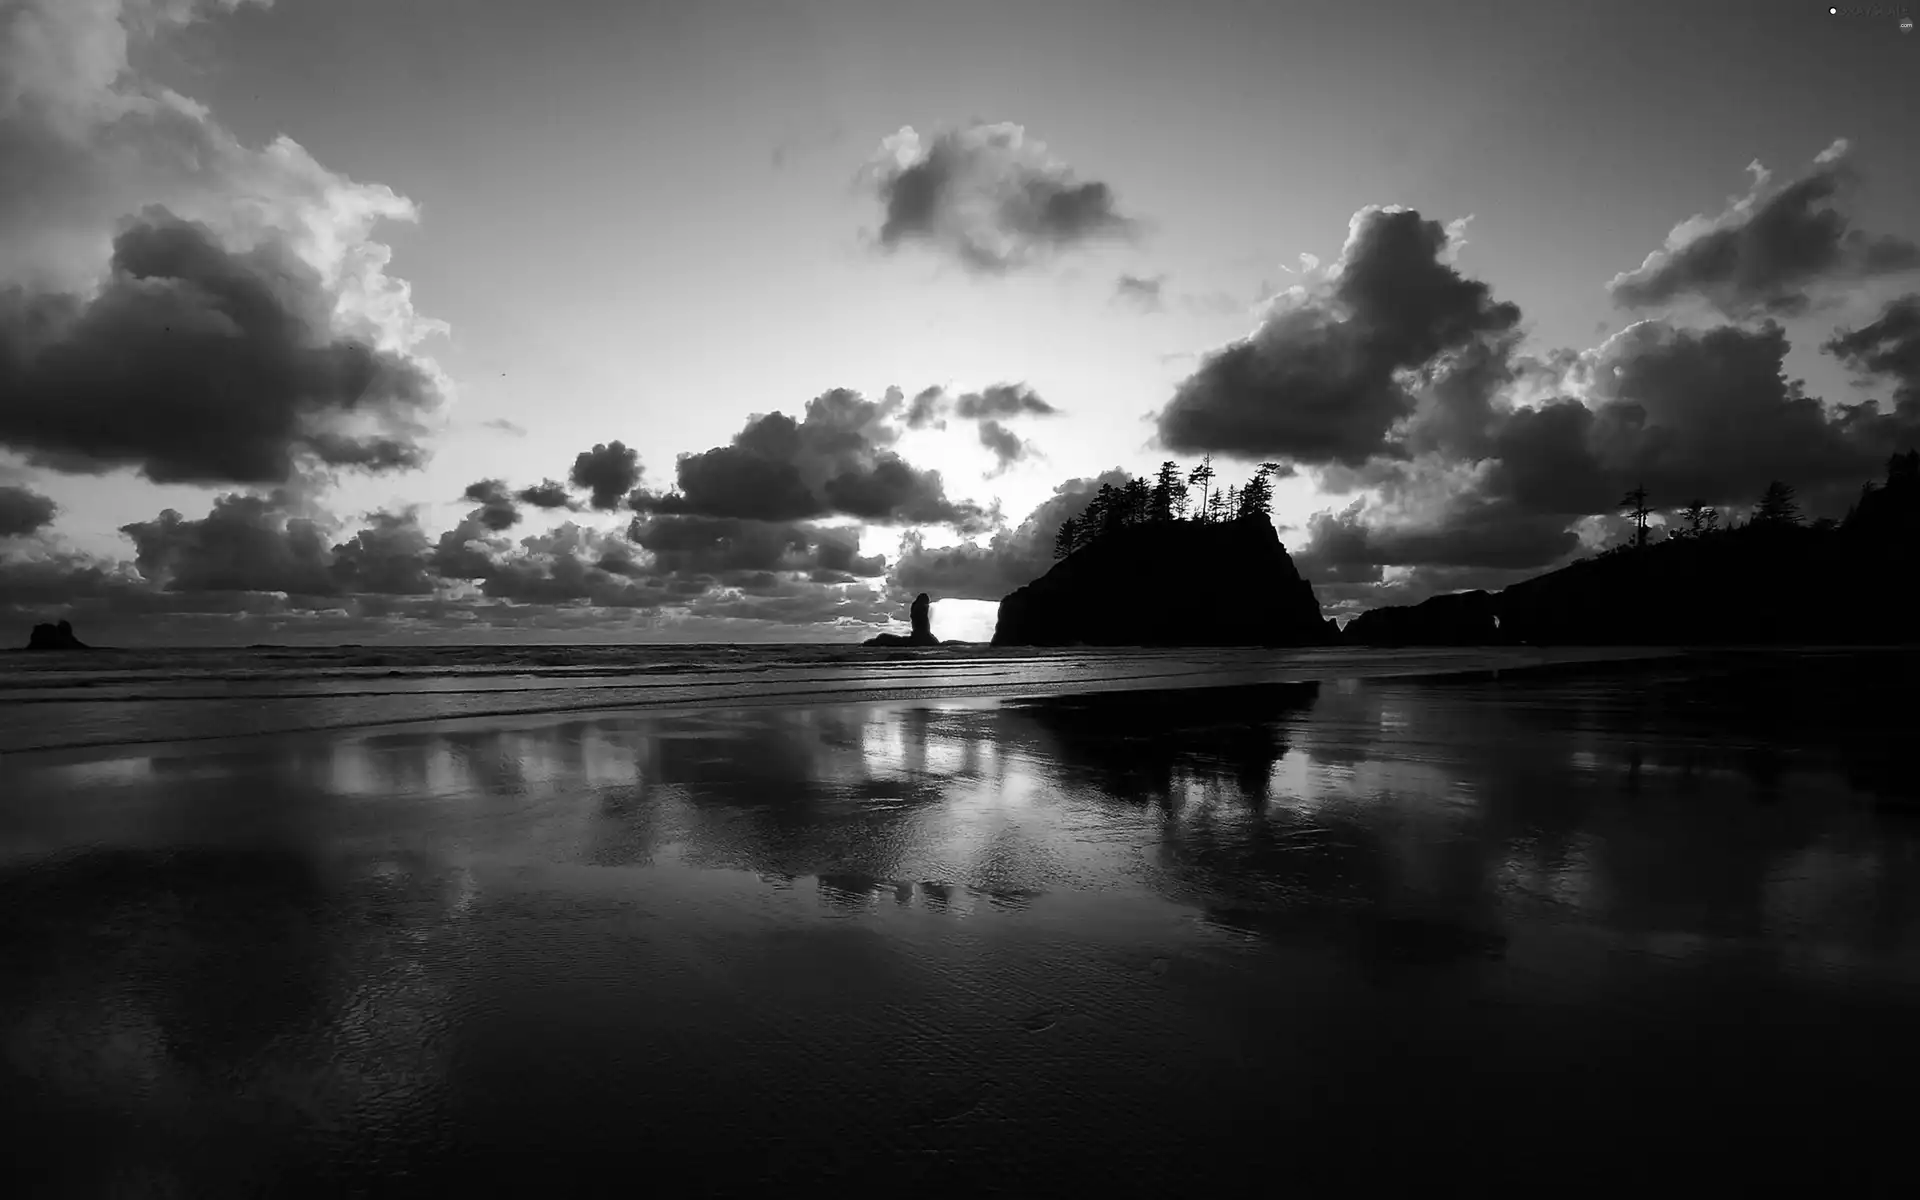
[1342, 590, 1500, 646]
[992, 516, 1335, 648]
[1341, 455, 1920, 647]
[864, 592, 942, 647]
[25, 620, 88, 651]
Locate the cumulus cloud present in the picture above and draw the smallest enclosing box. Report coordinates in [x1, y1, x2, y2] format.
[1154, 206, 1521, 465]
[328, 507, 437, 596]
[866, 122, 1137, 273]
[568, 440, 641, 511]
[121, 490, 339, 597]
[515, 478, 577, 510]
[462, 478, 522, 531]
[888, 468, 1132, 602]
[0, 484, 58, 537]
[1608, 141, 1920, 318]
[0, 210, 441, 484]
[0, 0, 447, 487]
[1115, 273, 1165, 311]
[633, 388, 992, 531]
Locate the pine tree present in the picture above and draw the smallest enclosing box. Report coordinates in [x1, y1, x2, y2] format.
[1677, 499, 1716, 538]
[1222, 484, 1239, 520]
[1620, 484, 1651, 549]
[1151, 461, 1182, 521]
[1206, 491, 1227, 523]
[1754, 480, 1801, 528]
[1054, 517, 1078, 559]
[1238, 470, 1274, 519]
[1187, 456, 1215, 522]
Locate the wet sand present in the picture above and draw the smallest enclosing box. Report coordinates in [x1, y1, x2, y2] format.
[4, 648, 1919, 1194]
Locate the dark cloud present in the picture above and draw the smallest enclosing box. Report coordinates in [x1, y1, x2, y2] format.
[461, 479, 522, 531]
[888, 469, 1132, 602]
[1609, 142, 1920, 318]
[632, 388, 992, 532]
[0, 484, 57, 537]
[977, 419, 1035, 475]
[867, 122, 1137, 273]
[1826, 293, 1920, 408]
[1154, 206, 1521, 465]
[626, 515, 885, 581]
[1486, 320, 1916, 515]
[1115, 273, 1166, 311]
[328, 508, 438, 596]
[515, 479, 578, 510]
[0, 209, 441, 485]
[568, 440, 642, 511]
[478, 523, 675, 610]
[121, 492, 339, 597]
[950, 383, 1058, 420]
[900, 386, 949, 431]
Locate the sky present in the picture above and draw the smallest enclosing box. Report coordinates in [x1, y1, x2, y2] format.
[2, 0, 1918, 645]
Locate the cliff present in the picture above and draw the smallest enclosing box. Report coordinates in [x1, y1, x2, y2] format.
[1342, 523, 1918, 647]
[991, 516, 1334, 648]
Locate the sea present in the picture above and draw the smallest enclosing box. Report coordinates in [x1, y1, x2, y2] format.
[0, 641, 1676, 755]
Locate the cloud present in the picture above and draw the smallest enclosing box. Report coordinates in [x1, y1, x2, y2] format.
[950, 383, 1058, 420]
[328, 507, 438, 596]
[1608, 141, 1920, 318]
[1153, 206, 1521, 465]
[633, 388, 992, 532]
[977, 419, 1036, 475]
[568, 440, 641, 511]
[1115, 273, 1165, 311]
[1826, 293, 1920, 409]
[514, 478, 578, 510]
[866, 122, 1137, 273]
[887, 468, 1132, 602]
[0, 210, 441, 484]
[0, 484, 58, 537]
[482, 418, 527, 437]
[461, 478, 522, 531]
[477, 523, 675, 610]
[121, 490, 339, 597]
[0, 0, 446, 487]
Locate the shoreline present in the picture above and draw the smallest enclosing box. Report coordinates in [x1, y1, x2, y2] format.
[0, 644, 1691, 763]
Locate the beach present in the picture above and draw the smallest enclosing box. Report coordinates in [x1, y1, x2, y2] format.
[4, 645, 1918, 1194]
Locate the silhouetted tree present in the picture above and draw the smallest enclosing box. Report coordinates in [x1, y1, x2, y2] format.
[1754, 480, 1801, 528]
[1054, 517, 1078, 559]
[1620, 484, 1651, 549]
[1237, 469, 1274, 519]
[1172, 485, 1191, 520]
[1122, 477, 1151, 526]
[1676, 499, 1718, 538]
[1188, 456, 1215, 523]
[1151, 462, 1182, 521]
[1222, 484, 1239, 520]
[1206, 490, 1227, 523]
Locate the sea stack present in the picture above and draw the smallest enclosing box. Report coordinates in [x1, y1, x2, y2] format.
[991, 517, 1334, 648]
[863, 592, 942, 647]
[25, 620, 89, 651]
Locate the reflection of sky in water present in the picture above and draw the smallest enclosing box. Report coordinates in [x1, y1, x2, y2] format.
[6, 656, 1920, 1189]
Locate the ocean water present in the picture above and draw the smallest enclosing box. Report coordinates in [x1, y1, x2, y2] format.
[3, 648, 1918, 1193]
[0, 642, 1675, 754]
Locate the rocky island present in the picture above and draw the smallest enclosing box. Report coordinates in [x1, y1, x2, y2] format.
[25, 620, 89, 651]
[992, 515, 1334, 648]
[863, 592, 943, 647]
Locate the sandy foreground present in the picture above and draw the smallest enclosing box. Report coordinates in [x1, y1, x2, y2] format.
[3, 646, 1918, 1193]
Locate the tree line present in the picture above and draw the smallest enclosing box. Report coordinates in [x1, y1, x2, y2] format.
[1053, 456, 1287, 559]
[1603, 450, 1920, 558]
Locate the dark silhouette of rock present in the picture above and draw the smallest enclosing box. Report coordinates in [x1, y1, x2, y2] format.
[864, 592, 942, 647]
[992, 515, 1334, 647]
[25, 620, 88, 650]
[1344, 590, 1500, 646]
[1341, 449, 1920, 646]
